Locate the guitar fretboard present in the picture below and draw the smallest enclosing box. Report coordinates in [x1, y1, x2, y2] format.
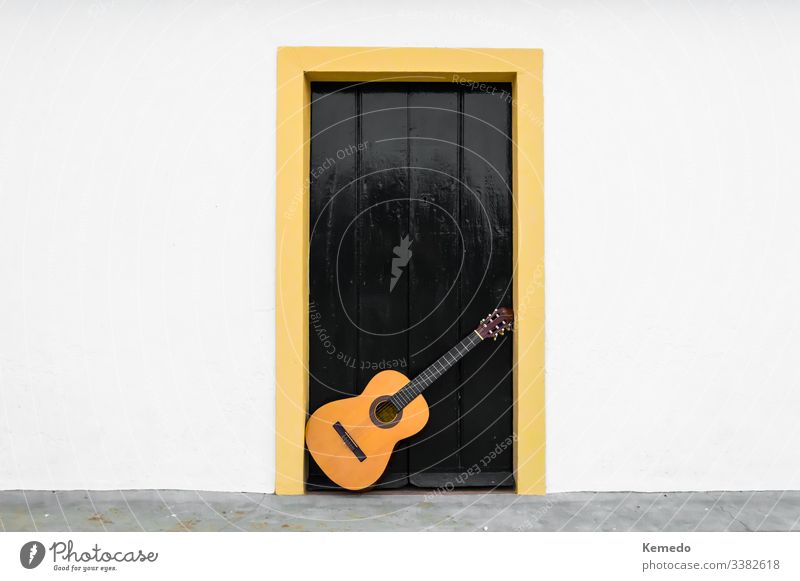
[389, 331, 483, 411]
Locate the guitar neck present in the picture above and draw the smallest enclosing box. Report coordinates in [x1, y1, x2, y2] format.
[389, 331, 483, 411]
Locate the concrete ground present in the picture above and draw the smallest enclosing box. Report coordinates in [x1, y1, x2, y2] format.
[1, 490, 798, 532]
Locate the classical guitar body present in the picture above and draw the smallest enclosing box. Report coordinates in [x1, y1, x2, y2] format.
[306, 307, 513, 491]
[306, 370, 429, 491]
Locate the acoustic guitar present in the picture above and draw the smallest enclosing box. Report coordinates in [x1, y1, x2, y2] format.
[305, 307, 514, 490]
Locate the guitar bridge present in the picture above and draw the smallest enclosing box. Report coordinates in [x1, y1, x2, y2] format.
[332, 421, 367, 462]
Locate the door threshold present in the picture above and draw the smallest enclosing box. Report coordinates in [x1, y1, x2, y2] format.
[306, 486, 516, 496]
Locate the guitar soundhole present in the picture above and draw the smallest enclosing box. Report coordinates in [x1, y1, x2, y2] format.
[375, 400, 399, 423]
[369, 397, 402, 428]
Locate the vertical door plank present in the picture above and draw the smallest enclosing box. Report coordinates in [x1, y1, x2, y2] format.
[406, 87, 463, 484]
[307, 84, 359, 489]
[358, 85, 410, 488]
[459, 83, 515, 485]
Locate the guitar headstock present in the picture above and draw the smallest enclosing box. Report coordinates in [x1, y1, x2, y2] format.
[474, 307, 514, 341]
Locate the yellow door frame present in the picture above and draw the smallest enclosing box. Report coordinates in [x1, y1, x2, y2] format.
[275, 47, 544, 495]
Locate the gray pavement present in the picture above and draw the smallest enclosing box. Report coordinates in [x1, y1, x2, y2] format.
[1, 490, 798, 532]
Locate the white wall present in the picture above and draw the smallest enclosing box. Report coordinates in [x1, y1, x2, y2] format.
[1, 0, 800, 493]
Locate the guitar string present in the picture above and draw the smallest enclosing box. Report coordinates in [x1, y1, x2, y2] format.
[390, 332, 483, 410]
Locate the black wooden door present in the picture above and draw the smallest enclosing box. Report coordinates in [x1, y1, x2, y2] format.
[308, 82, 513, 490]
